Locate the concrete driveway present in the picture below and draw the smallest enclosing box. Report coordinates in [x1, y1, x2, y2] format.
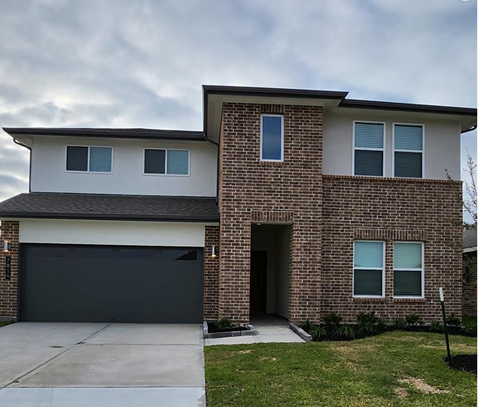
[0, 322, 205, 406]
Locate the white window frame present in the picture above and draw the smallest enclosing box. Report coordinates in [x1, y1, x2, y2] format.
[393, 241, 425, 299]
[352, 120, 386, 177]
[352, 240, 385, 298]
[65, 145, 114, 174]
[260, 114, 284, 162]
[143, 148, 191, 177]
[392, 123, 425, 179]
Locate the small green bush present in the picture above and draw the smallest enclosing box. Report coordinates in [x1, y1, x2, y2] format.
[299, 319, 313, 333]
[405, 313, 422, 327]
[322, 312, 342, 328]
[377, 318, 387, 332]
[429, 321, 444, 333]
[357, 311, 380, 336]
[392, 318, 407, 330]
[334, 325, 356, 340]
[463, 325, 477, 337]
[310, 325, 328, 341]
[215, 318, 235, 331]
[446, 313, 461, 327]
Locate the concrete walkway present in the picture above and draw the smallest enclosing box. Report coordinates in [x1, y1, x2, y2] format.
[205, 315, 304, 346]
[0, 322, 205, 406]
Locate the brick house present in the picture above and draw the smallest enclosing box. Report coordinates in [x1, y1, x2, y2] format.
[0, 85, 476, 324]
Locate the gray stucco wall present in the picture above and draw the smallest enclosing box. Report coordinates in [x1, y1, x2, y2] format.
[323, 111, 461, 180]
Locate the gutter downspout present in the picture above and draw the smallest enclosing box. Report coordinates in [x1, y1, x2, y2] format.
[13, 138, 32, 193]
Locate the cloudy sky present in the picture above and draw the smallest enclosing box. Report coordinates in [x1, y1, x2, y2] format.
[0, 0, 477, 203]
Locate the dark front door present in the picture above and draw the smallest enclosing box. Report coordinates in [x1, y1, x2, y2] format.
[250, 251, 267, 314]
[20, 244, 203, 323]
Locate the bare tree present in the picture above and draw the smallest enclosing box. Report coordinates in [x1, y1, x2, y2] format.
[462, 150, 477, 230]
[446, 148, 477, 230]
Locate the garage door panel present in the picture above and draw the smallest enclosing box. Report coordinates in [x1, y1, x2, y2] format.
[21, 244, 203, 323]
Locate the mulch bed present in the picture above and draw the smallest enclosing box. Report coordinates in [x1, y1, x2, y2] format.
[445, 354, 477, 374]
[207, 322, 250, 333]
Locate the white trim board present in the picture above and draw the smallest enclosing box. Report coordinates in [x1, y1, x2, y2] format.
[19, 219, 214, 247]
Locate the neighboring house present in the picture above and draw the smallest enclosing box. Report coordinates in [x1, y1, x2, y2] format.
[463, 227, 477, 316]
[0, 85, 476, 324]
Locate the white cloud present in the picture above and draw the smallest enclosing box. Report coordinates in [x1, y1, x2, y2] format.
[0, 0, 476, 202]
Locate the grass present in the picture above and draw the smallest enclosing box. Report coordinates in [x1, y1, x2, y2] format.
[205, 331, 477, 407]
[0, 321, 14, 328]
[462, 316, 477, 328]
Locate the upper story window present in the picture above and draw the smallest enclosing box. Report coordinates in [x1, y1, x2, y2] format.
[353, 240, 384, 298]
[66, 146, 113, 173]
[393, 124, 423, 178]
[144, 149, 189, 176]
[353, 122, 385, 176]
[261, 114, 284, 161]
[394, 242, 424, 298]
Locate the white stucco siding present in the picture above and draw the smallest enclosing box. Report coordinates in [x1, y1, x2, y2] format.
[323, 111, 461, 180]
[19, 219, 212, 247]
[30, 136, 218, 196]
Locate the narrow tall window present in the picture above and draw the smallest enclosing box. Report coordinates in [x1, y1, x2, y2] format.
[394, 124, 423, 178]
[353, 241, 384, 297]
[394, 242, 423, 297]
[353, 122, 384, 176]
[261, 115, 283, 161]
[66, 146, 112, 173]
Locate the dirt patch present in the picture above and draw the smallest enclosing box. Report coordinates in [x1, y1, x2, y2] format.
[236, 350, 252, 355]
[398, 376, 449, 394]
[392, 336, 425, 343]
[259, 356, 278, 362]
[394, 387, 409, 399]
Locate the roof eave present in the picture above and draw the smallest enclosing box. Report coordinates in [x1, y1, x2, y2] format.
[0, 212, 220, 223]
[2, 128, 207, 142]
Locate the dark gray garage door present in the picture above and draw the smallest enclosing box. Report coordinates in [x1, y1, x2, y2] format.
[20, 244, 203, 323]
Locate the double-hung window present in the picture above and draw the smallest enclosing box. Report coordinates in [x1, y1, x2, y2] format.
[144, 149, 189, 175]
[353, 122, 385, 176]
[66, 146, 113, 173]
[393, 124, 423, 178]
[353, 241, 384, 297]
[394, 242, 424, 298]
[261, 114, 283, 161]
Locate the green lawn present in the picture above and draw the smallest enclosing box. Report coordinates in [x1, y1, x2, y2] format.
[0, 321, 13, 328]
[205, 331, 477, 407]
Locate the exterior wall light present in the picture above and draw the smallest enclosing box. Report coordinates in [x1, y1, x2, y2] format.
[211, 245, 217, 259]
[3, 241, 12, 254]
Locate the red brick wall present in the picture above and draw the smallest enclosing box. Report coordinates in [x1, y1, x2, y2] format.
[0, 221, 19, 320]
[462, 252, 477, 316]
[204, 225, 220, 319]
[218, 103, 323, 323]
[322, 175, 463, 322]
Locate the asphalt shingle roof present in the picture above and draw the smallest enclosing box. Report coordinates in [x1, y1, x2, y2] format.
[0, 193, 219, 222]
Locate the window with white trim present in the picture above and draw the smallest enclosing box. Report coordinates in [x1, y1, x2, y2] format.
[394, 124, 423, 178]
[66, 146, 112, 173]
[353, 241, 384, 297]
[144, 149, 189, 175]
[394, 242, 424, 297]
[353, 122, 384, 176]
[261, 114, 283, 161]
